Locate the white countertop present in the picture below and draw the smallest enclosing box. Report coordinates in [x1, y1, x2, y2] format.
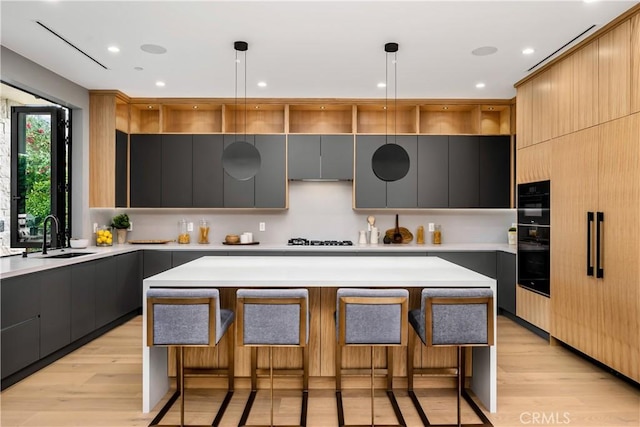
[144, 255, 497, 288]
[0, 242, 516, 279]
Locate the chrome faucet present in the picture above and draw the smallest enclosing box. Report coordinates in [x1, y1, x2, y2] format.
[42, 214, 60, 255]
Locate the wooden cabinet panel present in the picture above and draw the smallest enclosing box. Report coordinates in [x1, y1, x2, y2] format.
[632, 14, 640, 113]
[552, 55, 573, 137]
[516, 80, 533, 149]
[531, 70, 555, 144]
[89, 94, 117, 207]
[550, 128, 599, 355]
[572, 41, 599, 131]
[516, 285, 549, 332]
[599, 21, 631, 123]
[516, 141, 551, 184]
[597, 114, 640, 381]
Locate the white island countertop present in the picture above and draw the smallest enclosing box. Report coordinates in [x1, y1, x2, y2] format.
[142, 256, 497, 414]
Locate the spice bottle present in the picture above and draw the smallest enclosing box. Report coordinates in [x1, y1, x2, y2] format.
[432, 225, 442, 245]
[198, 219, 210, 244]
[178, 219, 191, 244]
[416, 226, 425, 245]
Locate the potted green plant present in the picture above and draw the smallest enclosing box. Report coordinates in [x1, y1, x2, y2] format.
[111, 213, 130, 244]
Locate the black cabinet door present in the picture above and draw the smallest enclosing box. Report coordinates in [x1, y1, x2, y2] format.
[355, 135, 386, 208]
[387, 135, 418, 208]
[143, 250, 173, 278]
[497, 252, 516, 315]
[94, 256, 119, 328]
[479, 136, 511, 208]
[223, 134, 255, 208]
[40, 267, 71, 357]
[115, 130, 128, 208]
[1, 318, 39, 378]
[288, 135, 321, 179]
[321, 135, 353, 180]
[429, 251, 497, 279]
[116, 252, 142, 315]
[255, 134, 286, 208]
[130, 134, 162, 207]
[70, 261, 96, 341]
[1, 274, 40, 329]
[193, 134, 224, 207]
[418, 135, 449, 208]
[449, 136, 480, 208]
[162, 135, 193, 207]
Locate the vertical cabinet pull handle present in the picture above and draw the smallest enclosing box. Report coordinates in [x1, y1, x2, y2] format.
[587, 212, 594, 276]
[596, 211, 604, 278]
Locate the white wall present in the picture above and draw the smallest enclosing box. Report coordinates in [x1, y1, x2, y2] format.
[89, 182, 515, 244]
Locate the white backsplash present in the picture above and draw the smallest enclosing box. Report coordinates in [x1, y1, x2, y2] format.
[89, 181, 515, 244]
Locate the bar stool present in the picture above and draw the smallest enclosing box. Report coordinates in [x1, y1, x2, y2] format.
[236, 289, 309, 427]
[146, 288, 235, 427]
[407, 288, 494, 427]
[335, 288, 409, 427]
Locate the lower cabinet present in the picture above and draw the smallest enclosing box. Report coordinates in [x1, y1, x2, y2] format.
[497, 252, 516, 315]
[40, 268, 71, 357]
[429, 251, 497, 279]
[71, 261, 96, 341]
[143, 250, 173, 278]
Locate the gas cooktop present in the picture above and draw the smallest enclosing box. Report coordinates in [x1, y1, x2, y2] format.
[288, 238, 354, 246]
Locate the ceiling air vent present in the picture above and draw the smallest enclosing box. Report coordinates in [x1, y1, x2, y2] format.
[527, 24, 596, 72]
[36, 21, 108, 70]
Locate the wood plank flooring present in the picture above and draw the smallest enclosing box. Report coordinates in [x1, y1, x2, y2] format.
[1, 316, 638, 426]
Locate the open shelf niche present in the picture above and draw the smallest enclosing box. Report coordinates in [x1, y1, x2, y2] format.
[288, 104, 354, 134]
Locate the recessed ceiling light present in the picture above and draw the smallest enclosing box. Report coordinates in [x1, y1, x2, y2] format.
[257, 81, 267, 88]
[255, 105, 260, 109]
[442, 106, 449, 110]
[147, 105, 154, 109]
[471, 46, 498, 56]
[193, 105, 198, 109]
[320, 106, 326, 110]
[476, 82, 486, 89]
[140, 44, 167, 54]
[522, 47, 535, 55]
[155, 81, 165, 87]
[107, 46, 120, 53]
[377, 82, 386, 88]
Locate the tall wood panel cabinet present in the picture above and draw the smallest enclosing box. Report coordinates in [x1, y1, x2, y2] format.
[632, 13, 640, 114]
[551, 114, 639, 382]
[598, 20, 631, 123]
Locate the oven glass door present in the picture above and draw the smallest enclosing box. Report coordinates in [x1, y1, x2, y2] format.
[517, 181, 550, 226]
[517, 225, 550, 296]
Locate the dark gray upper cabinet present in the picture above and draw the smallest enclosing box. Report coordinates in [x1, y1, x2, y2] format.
[417, 135, 449, 208]
[193, 134, 224, 208]
[355, 135, 387, 208]
[386, 135, 417, 208]
[223, 134, 256, 208]
[130, 134, 162, 207]
[288, 135, 321, 179]
[449, 136, 480, 208]
[40, 267, 71, 357]
[288, 135, 353, 180]
[161, 134, 193, 207]
[115, 130, 128, 208]
[479, 136, 511, 208]
[70, 261, 96, 341]
[255, 134, 286, 208]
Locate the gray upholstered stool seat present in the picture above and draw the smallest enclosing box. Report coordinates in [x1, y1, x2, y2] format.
[407, 288, 494, 427]
[335, 288, 409, 427]
[236, 288, 309, 427]
[147, 288, 235, 427]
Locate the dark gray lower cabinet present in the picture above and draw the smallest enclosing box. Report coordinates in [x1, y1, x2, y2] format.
[71, 262, 96, 341]
[116, 252, 142, 315]
[429, 251, 497, 279]
[497, 252, 516, 315]
[40, 268, 71, 357]
[143, 250, 173, 278]
[95, 256, 119, 329]
[1, 318, 39, 378]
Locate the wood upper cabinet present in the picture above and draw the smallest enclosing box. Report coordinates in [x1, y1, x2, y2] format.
[599, 20, 631, 123]
[632, 14, 640, 113]
[531, 70, 556, 144]
[516, 140, 551, 184]
[552, 54, 573, 137]
[516, 80, 533, 149]
[572, 41, 599, 131]
[551, 115, 640, 382]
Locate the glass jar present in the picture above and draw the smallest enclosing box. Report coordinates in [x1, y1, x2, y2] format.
[177, 219, 191, 244]
[416, 225, 425, 244]
[96, 226, 113, 246]
[198, 219, 210, 244]
[432, 225, 442, 245]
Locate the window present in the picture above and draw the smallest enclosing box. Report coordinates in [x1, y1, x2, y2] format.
[10, 104, 70, 249]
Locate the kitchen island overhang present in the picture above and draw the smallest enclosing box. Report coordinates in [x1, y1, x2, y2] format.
[142, 255, 497, 414]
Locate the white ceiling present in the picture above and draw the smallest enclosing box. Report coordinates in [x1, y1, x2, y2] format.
[1, 0, 638, 100]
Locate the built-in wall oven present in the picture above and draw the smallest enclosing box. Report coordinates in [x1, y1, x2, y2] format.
[517, 180, 550, 297]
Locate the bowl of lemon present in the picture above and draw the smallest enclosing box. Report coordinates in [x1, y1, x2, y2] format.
[95, 227, 113, 246]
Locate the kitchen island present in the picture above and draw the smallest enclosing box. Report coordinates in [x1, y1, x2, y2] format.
[142, 255, 497, 414]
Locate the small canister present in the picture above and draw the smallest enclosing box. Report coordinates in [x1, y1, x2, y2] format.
[178, 219, 191, 244]
[416, 226, 425, 245]
[432, 225, 442, 245]
[198, 219, 210, 244]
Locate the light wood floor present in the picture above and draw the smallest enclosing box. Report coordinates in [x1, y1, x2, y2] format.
[1, 316, 638, 427]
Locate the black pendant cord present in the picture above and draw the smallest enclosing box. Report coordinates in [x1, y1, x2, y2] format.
[235, 48, 238, 138]
[385, 48, 388, 145]
[394, 50, 397, 144]
[244, 49, 247, 142]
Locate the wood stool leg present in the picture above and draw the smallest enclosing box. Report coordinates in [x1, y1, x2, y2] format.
[179, 346, 185, 427]
[457, 346, 462, 427]
[370, 346, 375, 427]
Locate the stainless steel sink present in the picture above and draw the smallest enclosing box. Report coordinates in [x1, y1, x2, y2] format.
[46, 252, 95, 259]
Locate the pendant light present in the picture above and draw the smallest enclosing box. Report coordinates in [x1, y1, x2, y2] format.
[371, 42, 410, 182]
[222, 41, 261, 181]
